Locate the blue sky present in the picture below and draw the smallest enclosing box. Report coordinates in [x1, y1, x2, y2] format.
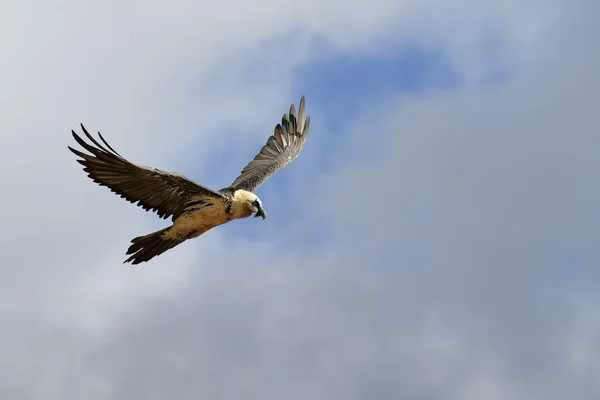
[1, 1, 599, 399]
[213, 40, 464, 242]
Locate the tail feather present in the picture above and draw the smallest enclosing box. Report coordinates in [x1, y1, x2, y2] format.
[124, 227, 185, 265]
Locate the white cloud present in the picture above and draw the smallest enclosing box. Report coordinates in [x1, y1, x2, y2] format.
[0, 0, 597, 398]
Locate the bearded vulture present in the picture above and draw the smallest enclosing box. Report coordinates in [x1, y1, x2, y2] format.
[68, 96, 310, 264]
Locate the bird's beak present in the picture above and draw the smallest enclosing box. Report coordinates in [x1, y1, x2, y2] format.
[255, 207, 267, 220]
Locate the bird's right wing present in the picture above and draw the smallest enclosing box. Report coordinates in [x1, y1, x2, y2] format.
[68, 124, 226, 220]
[228, 96, 310, 193]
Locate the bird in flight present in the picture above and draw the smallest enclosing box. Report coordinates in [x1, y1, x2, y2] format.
[68, 96, 310, 264]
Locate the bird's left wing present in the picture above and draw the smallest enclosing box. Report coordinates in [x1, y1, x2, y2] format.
[68, 124, 226, 220]
[228, 96, 310, 193]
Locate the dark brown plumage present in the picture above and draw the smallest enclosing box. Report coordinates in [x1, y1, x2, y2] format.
[68, 125, 226, 221]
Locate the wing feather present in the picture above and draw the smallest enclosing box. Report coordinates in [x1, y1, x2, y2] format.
[229, 96, 310, 192]
[68, 124, 225, 220]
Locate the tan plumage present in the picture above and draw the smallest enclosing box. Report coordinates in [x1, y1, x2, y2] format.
[68, 97, 310, 264]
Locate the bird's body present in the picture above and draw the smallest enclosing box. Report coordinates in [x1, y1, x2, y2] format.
[68, 97, 310, 264]
[165, 189, 257, 241]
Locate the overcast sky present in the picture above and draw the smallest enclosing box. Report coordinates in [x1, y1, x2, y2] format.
[1, 0, 599, 399]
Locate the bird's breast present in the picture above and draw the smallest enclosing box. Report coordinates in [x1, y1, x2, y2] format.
[168, 202, 229, 239]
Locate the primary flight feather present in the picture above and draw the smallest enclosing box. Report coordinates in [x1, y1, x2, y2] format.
[68, 96, 310, 264]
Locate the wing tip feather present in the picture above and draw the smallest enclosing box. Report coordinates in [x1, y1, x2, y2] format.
[229, 96, 310, 192]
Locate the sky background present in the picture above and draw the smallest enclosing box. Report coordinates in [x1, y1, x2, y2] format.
[1, 0, 599, 399]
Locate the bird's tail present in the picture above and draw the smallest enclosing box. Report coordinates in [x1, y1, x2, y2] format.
[124, 227, 185, 265]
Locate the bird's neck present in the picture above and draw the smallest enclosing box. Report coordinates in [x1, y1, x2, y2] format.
[229, 190, 254, 219]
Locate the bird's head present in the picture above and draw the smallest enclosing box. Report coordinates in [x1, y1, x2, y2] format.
[248, 196, 267, 220]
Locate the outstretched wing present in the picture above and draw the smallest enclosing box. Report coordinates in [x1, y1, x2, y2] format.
[229, 96, 310, 192]
[68, 124, 225, 220]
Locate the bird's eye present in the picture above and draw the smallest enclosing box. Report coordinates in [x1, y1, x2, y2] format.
[253, 199, 260, 207]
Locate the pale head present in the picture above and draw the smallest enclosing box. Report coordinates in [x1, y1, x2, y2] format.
[232, 190, 267, 220]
